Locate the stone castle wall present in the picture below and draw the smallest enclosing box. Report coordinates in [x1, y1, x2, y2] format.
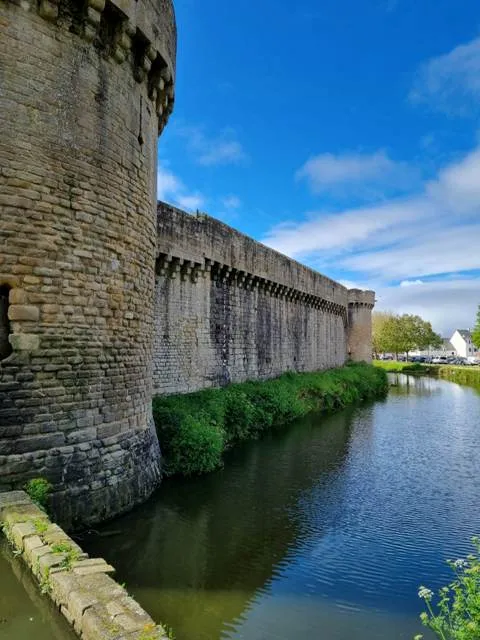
[0, 0, 375, 528]
[154, 204, 374, 395]
[0, 0, 176, 528]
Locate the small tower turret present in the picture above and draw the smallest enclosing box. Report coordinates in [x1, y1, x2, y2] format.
[347, 289, 375, 362]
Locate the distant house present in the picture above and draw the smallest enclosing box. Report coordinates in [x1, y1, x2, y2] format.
[450, 329, 475, 359]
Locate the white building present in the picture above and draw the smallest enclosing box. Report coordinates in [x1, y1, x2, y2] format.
[450, 329, 475, 359]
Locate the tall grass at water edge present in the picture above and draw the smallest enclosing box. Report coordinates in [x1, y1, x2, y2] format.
[152, 363, 388, 477]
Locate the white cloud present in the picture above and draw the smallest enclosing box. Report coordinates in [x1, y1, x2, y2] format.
[375, 278, 480, 337]
[264, 141, 480, 336]
[156, 164, 205, 212]
[221, 195, 241, 209]
[176, 194, 204, 210]
[262, 197, 429, 257]
[427, 148, 480, 212]
[157, 166, 182, 201]
[410, 36, 480, 115]
[400, 280, 424, 287]
[199, 140, 245, 166]
[264, 144, 480, 281]
[176, 125, 247, 166]
[295, 150, 416, 196]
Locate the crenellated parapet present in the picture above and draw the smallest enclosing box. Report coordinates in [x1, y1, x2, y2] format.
[347, 289, 375, 310]
[3, 0, 176, 131]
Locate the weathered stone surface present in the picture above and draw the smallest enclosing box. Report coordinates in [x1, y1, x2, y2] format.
[347, 289, 376, 362]
[154, 204, 375, 395]
[0, 0, 176, 528]
[71, 557, 115, 575]
[10, 520, 37, 550]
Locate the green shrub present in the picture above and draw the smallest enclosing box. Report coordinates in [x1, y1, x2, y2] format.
[416, 537, 480, 640]
[155, 410, 225, 476]
[153, 363, 388, 477]
[24, 478, 52, 509]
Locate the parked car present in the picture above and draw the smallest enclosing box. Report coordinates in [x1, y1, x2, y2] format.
[467, 357, 480, 366]
[432, 356, 448, 364]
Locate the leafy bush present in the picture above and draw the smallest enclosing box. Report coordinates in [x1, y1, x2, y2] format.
[153, 363, 388, 477]
[24, 477, 52, 509]
[416, 537, 480, 640]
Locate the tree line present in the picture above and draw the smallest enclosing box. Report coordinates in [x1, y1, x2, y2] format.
[372, 312, 442, 359]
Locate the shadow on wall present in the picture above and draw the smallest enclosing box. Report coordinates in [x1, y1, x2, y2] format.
[0, 285, 12, 361]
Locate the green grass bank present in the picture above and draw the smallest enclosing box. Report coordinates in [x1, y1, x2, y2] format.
[153, 363, 388, 477]
[373, 360, 480, 389]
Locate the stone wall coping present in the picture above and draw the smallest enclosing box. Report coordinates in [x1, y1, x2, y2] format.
[0, 491, 170, 640]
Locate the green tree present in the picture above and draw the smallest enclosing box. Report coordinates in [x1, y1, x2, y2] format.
[372, 312, 442, 360]
[472, 304, 480, 350]
[400, 314, 442, 359]
[372, 312, 395, 357]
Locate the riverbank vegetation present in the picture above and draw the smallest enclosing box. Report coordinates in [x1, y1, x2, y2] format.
[153, 363, 388, 477]
[416, 537, 480, 640]
[373, 360, 480, 388]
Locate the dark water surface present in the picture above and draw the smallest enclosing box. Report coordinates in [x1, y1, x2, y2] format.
[79, 374, 480, 640]
[0, 538, 76, 640]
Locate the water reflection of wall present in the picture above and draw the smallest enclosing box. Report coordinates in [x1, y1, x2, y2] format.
[84, 408, 358, 637]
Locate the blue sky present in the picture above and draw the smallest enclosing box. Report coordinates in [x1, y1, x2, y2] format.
[157, 0, 480, 336]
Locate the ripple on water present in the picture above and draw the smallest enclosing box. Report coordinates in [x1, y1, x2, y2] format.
[83, 374, 480, 640]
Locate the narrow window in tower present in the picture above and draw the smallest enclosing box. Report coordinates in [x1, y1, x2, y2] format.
[0, 286, 12, 361]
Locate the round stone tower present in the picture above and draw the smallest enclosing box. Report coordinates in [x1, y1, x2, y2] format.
[0, 0, 176, 527]
[347, 289, 375, 363]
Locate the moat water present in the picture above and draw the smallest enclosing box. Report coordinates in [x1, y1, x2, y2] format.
[0, 538, 76, 639]
[3, 374, 480, 639]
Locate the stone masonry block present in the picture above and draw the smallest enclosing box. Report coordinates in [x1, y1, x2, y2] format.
[10, 520, 37, 550]
[49, 570, 82, 607]
[71, 557, 115, 576]
[9, 333, 40, 351]
[8, 305, 40, 321]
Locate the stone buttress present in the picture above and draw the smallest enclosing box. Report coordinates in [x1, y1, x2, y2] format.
[0, 0, 176, 527]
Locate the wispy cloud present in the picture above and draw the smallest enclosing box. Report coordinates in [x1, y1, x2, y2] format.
[264, 149, 480, 281]
[410, 36, 480, 116]
[175, 125, 247, 166]
[157, 164, 205, 212]
[221, 195, 242, 209]
[296, 150, 417, 198]
[375, 278, 480, 336]
[399, 279, 424, 287]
